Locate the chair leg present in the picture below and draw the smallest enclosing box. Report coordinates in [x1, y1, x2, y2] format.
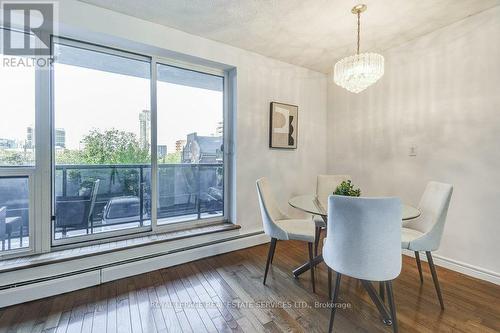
[263, 238, 277, 285]
[386, 281, 399, 333]
[308, 242, 316, 293]
[328, 272, 342, 333]
[314, 226, 321, 256]
[426, 251, 444, 309]
[379, 281, 385, 302]
[328, 267, 332, 299]
[270, 240, 278, 264]
[415, 251, 424, 283]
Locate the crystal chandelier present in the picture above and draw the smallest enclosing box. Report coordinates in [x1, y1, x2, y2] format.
[334, 4, 384, 93]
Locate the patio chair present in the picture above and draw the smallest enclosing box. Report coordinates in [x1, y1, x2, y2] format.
[55, 179, 100, 237]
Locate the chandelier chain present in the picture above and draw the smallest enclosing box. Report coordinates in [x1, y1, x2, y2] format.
[357, 12, 360, 55]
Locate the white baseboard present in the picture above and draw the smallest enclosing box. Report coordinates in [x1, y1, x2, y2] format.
[0, 232, 269, 308]
[402, 249, 500, 285]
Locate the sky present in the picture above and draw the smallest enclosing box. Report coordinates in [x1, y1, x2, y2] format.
[0, 55, 35, 142]
[0, 57, 223, 156]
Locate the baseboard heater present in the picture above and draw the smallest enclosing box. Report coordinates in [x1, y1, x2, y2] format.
[0, 231, 265, 292]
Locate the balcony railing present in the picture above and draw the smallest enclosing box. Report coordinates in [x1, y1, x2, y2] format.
[0, 163, 224, 248]
[54, 163, 224, 239]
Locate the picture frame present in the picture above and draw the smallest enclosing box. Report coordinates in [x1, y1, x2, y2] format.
[269, 102, 298, 149]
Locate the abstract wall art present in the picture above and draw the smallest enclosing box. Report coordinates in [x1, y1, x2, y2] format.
[269, 102, 298, 149]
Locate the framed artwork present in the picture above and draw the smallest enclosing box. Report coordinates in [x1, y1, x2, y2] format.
[269, 102, 298, 149]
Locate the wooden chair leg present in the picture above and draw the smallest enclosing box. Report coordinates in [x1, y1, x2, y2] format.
[415, 251, 424, 283]
[426, 251, 444, 309]
[386, 281, 399, 333]
[379, 281, 385, 302]
[263, 238, 277, 285]
[328, 272, 342, 333]
[314, 226, 321, 256]
[328, 267, 332, 299]
[308, 242, 316, 293]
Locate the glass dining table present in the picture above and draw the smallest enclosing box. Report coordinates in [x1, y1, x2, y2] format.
[288, 194, 421, 278]
[288, 194, 421, 326]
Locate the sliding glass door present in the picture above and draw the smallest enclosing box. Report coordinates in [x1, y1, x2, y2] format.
[156, 64, 224, 225]
[50, 38, 228, 246]
[52, 39, 152, 243]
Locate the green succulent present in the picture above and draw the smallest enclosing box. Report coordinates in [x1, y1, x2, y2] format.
[333, 180, 361, 197]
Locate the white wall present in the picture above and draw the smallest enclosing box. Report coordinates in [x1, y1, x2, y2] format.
[54, 1, 328, 232]
[327, 6, 500, 280]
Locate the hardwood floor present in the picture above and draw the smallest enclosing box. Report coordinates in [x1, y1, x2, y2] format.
[0, 240, 499, 332]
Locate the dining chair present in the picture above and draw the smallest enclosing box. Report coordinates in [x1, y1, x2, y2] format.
[324, 195, 402, 333]
[313, 175, 351, 255]
[256, 177, 317, 292]
[401, 181, 453, 309]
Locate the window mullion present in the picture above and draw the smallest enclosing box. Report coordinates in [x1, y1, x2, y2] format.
[35, 32, 52, 254]
[150, 58, 158, 232]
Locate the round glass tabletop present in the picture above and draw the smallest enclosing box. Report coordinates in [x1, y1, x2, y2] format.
[288, 194, 421, 220]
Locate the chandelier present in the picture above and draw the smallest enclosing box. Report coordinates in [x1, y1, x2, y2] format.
[334, 4, 384, 93]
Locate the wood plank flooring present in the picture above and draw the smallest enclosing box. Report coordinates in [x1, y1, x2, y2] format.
[0, 239, 499, 332]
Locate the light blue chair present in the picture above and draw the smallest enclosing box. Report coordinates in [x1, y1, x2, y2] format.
[323, 195, 402, 333]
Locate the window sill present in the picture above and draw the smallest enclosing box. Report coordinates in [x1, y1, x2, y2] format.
[0, 222, 240, 274]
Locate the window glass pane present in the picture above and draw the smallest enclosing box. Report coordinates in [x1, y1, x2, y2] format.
[0, 29, 35, 166]
[0, 176, 30, 252]
[53, 41, 151, 241]
[156, 64, 224, 224]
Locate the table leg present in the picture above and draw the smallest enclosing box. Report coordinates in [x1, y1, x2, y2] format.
[361, 280, 393, 326]
[293, 254, 323, 277]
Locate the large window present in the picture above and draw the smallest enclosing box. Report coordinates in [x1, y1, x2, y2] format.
[49, 38, 227, 246]
[0, 29, 35, 254]
[52, 40, 152, 242]
[1, 30, 229, 253]
[157, 64, 224, 225]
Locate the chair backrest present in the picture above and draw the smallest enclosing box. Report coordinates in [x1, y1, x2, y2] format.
[0, 206, 6, 239]
[55, 198, 89, 229]
[256, 177, 289, 240]
[404, 181, 453, 251]
[87, 179, 101, 223]
[324, 195, 402, 281]
[316, 175, 351, 210]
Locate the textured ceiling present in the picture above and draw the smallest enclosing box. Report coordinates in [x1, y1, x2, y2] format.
[79, 0, 500, 73]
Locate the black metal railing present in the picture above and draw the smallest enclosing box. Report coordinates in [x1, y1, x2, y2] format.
[54, 163, 223, 237]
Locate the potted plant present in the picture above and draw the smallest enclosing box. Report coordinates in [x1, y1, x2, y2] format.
[333, 180, 361, 197]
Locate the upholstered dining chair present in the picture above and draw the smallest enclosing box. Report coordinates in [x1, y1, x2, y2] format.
[256, 177, 317, 292]
[313, 175, 351, 255]
[401, 181, 453, 309]
[324, 195, 402, 333]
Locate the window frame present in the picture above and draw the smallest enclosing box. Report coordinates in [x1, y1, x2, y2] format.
[0, 27, 46, 258]
[48, 37, 231, 248]
[153, 58, 228, 233]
